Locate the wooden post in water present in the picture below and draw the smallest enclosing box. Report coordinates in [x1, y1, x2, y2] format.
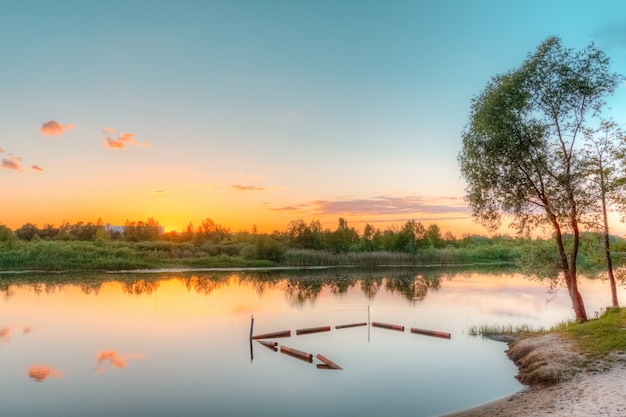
[335, 322, 367, 329]
[280, 346, 313, 363]
[410, 327, 451, 339]
[316, 353, 343, 370]
[296, 325, 331, 335]
[372, 322, 405, 331]
[252, 330, 292, 339]
[249, 315, 254, 339]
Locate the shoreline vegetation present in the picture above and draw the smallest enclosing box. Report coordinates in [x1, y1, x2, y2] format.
[0, 240, 519, 272]
[0, 217, 624, 273]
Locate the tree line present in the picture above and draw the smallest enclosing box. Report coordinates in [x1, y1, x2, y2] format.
[2, 216, 497, 252]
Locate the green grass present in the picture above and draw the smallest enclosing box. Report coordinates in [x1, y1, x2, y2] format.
[467, 323, 544, 337]
[0, 240, 519, 271]
[281, 246, 518, 267]
[554, 307, 626, 356]
[0, 240, 277, 271]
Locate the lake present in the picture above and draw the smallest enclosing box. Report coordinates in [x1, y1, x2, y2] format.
[1, 267, 623, 417]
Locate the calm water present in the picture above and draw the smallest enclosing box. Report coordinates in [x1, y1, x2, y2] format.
[1, 267, 623, 417]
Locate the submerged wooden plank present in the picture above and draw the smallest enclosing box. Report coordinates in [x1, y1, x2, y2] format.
[296, 326, 331, 335]
[410, 327, 451, 339]
[372, 321, 405, 332]
[252, 330, 291, 340]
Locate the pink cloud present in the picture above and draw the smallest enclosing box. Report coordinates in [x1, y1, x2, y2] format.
[270, 195, 470, 216]
[231, 184, 265, 191]
[104, 137, 126, 149]
[2, 156, 22, 170]
[40, 120, 75, 136]
[119, 133, 135, 142]
[28, 365, 63, 382]
[0, 147, 4, 153]
[103, 129, 151, 149]
[31, 165, 44, 172]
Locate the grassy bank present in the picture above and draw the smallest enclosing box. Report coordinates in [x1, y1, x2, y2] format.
[280, 245, 518, 267]
[0, 240, 276, 271]
[470, 308, 626, 386]
[554, 307, 626, 356]
[0, 239, 519, 271]
[472, 307, 626, 356]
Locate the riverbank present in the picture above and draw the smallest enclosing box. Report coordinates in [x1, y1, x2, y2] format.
[442, 331, 626, 417]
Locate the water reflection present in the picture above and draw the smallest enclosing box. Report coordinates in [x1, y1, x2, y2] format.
[0, 266, 488, 303]
[2, 266, 623, 417]
[28, 365, 63, 382]
[178, 274, 231, 295]
[95, 350, 144, 374]
[0, 326, 11, 342]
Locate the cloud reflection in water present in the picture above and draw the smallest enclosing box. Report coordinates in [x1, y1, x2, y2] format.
[0, 326, 11, 342]
[95, 350, 144, 374]
[28, 365, 63, 382]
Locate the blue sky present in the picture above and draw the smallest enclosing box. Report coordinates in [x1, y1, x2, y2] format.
[1, 0, 625, 234]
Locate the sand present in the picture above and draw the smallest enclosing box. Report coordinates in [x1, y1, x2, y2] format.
[440, 334, 626, 417]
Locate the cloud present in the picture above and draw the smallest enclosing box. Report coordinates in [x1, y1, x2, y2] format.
[31, 165, 43, 172]
[104, 137, 126, 149]
[0, 147, 3, 153]
[40, 120, 75, 136]
[103, 129, 151, 149]
[231, 184, 265, 191]
[95, 350, 144, 374]
[270, 205, 307, 212]
[271, 195, 470, 217]
[2, 156, 22, 170]
[28, 365, 63, 382]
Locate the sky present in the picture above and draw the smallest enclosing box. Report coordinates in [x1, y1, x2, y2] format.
[1, 0, 625, 235]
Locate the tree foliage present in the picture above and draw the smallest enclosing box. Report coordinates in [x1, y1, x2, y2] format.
[458, 37, 622, 321]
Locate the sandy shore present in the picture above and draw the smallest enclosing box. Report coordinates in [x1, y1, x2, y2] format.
[441, 334, 626, 417]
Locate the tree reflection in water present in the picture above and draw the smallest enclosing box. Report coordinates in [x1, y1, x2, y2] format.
[121, 279, 160, 295]
[0, 266, 517, 304]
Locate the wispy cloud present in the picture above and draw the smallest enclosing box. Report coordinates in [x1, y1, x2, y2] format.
[31, 165, 44, 172]
[40, 120, 75, 136]
[103, 128, 151, 149]
[2, 156, 22, 171]
[271, 195, 469, 216]
[104, 137, 126, 149]
[270, 204, 307, 212]
[28, 365, 63, 382]
[231, 184, 265, 191]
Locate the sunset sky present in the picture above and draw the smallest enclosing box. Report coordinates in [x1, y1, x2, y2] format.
[1, 0, 625, 235]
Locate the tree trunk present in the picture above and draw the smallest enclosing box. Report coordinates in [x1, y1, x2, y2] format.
[552, 217, 588, 322]
[600, 174, 619, 307]
[569, 217, 588, 322]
